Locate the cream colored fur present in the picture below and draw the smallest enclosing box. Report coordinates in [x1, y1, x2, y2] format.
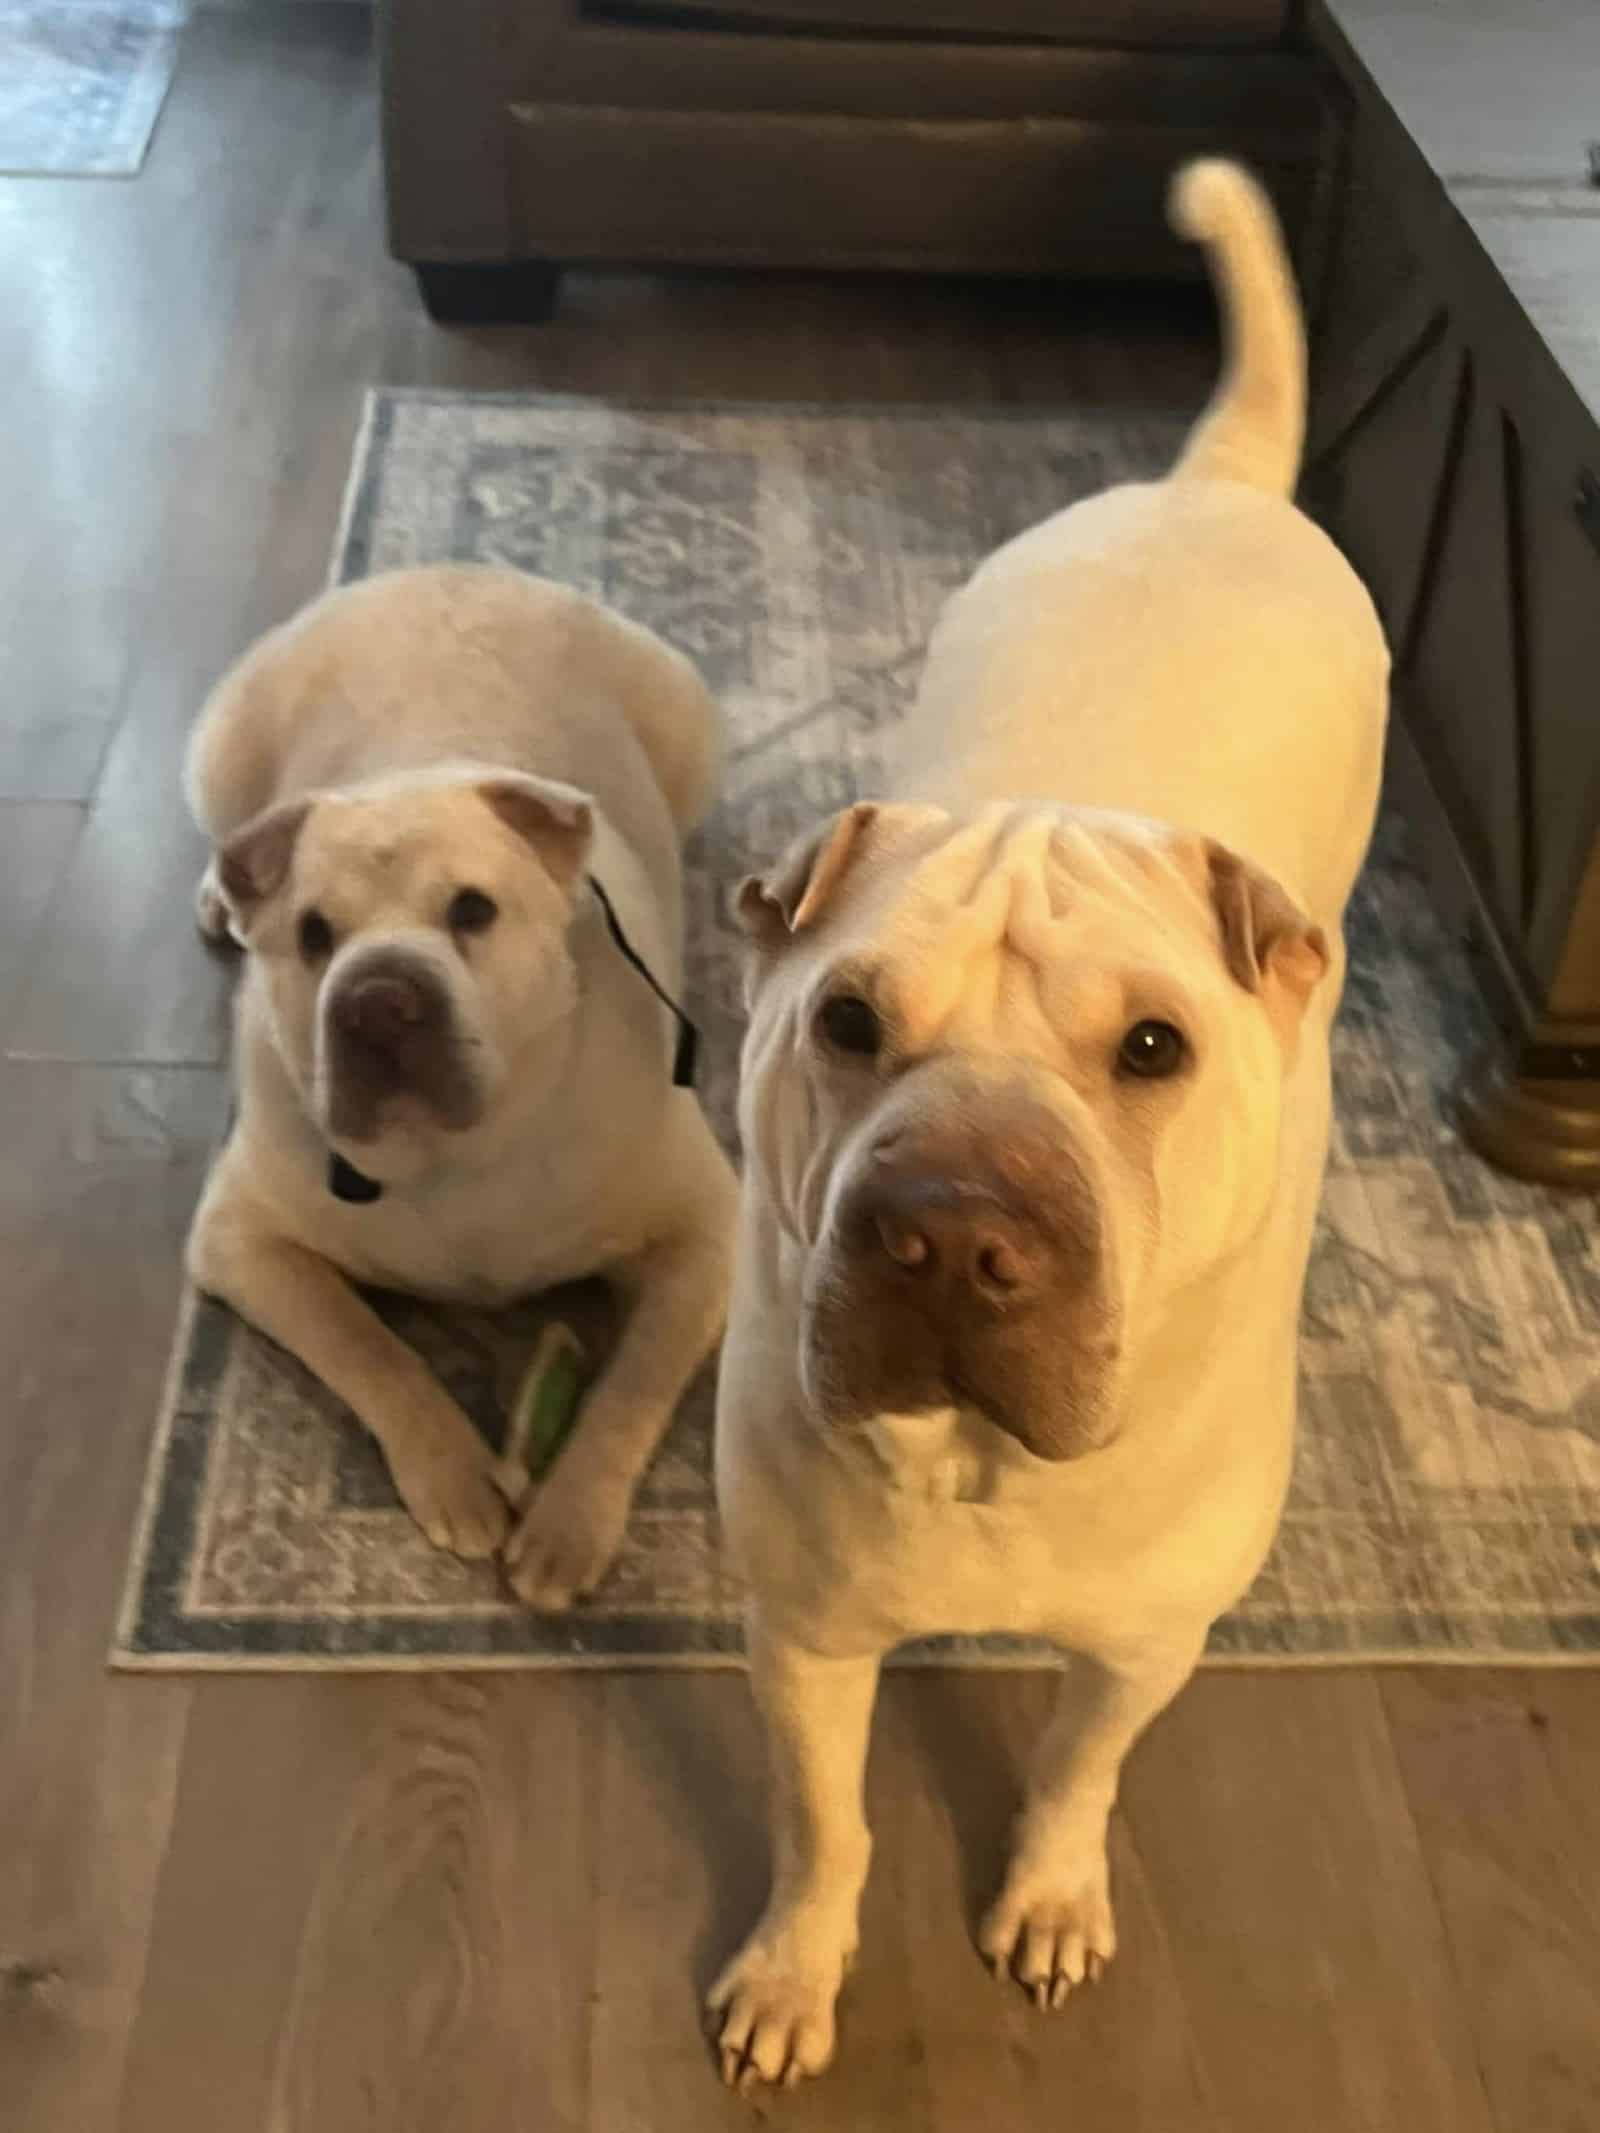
[186, 564, 736, 1605]
[709, 163, 1389, 2086]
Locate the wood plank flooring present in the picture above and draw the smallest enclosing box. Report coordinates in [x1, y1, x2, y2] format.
[1, 9, 1595, 2128]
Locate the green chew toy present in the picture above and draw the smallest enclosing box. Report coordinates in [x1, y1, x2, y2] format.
[507, 1323, 585, 1480]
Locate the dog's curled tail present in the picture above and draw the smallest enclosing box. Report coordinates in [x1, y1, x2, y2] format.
[1167, 159, 1305, 497]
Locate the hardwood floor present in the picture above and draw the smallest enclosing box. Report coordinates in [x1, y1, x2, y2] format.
[2, 10, 1595, 2128]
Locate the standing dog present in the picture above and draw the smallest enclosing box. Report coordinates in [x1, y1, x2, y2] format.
[186, 564, 736, 1607]
[709, 163, 1388, 2084]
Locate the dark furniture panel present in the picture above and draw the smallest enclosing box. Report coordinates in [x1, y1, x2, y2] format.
[1401, 370, 1526, 942]
[506, 101, 1311, 273]
[1308, 0, 1600, 1185]
[381, 0, 1323, 296]
[524, 27, 1316, 125]
[591, 0, 1289, 46]
[1517, 415, 1600, 986]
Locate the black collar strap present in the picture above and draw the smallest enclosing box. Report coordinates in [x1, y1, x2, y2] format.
[585, 873, 700, 1091]
[328, 1151, 384, 1203]
[324, 872, 699, 1205]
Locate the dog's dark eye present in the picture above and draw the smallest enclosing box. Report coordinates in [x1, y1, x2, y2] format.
[817, 993, 882, 1058]
[1117, 1019, 1186, 1080]
[448, 888, 498, 935]
[297, 908, 334, 964]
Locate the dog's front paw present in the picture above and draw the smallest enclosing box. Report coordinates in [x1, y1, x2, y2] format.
[706, 1909, 853, 2091]
[979, 1844, 1116, 2009]
[502, 1466, 629, 1610]
[387, 1415, 518, 1561]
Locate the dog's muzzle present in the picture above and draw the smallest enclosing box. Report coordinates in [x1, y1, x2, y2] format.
[322, 946, 484, 1141]
[801, 1068, 1123, 1460]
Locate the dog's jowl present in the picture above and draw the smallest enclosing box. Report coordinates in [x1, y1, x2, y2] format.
[709, 162, 1390, 2086]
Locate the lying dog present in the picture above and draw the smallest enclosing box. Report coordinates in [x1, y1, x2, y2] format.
[185, 564, 736, 1607]
[709, 162, 1389, 2084]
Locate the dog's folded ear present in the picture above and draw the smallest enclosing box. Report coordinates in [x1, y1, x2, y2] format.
[478, 775, 594, 891]
[218, 798, 311, 924]
[734, 803, 881, 949]
[1206, 840, 1329, 1024]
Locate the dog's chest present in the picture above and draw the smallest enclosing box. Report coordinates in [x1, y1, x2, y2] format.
[723, 1381, 1293, 1652]
[725, 1404, 1076, 1639]
[330, 1160, 637, 1303]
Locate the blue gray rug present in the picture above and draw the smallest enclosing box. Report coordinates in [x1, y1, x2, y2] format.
[0, 0, 184, 177]
[114, 389, 1600, 1670]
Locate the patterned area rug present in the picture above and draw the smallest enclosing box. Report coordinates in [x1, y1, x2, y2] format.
[0, 0, 184, 177]
[114, 389, 1600, 1671]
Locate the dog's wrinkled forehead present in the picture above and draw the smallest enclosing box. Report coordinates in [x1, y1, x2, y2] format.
[925, 805, 1198, 928]
[830, 805, 1215, 1028]
[743, 795, 1328, 1046]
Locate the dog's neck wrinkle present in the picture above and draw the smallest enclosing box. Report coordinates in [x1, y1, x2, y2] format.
[1120, 1195, 1299, 1418]
[246, 1019, 327, 1173]
[497, 985, 584, 1108]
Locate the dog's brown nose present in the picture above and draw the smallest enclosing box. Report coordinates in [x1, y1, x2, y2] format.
[864, 1176, 1048, 1305]
[331, 971, 432, 1052]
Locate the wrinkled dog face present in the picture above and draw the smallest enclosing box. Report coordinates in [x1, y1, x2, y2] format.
[736, 801, 1327, 1460]
[219, 768, 592, 1162]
